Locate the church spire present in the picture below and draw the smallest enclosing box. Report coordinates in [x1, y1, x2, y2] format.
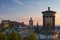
[37, 21, 38, 27]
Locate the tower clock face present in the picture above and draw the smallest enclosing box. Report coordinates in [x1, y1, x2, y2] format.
[30, 22, 32, 23]
[29, 22, 33, 25]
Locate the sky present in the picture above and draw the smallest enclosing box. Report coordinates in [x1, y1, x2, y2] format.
[0, 0, 60, 26]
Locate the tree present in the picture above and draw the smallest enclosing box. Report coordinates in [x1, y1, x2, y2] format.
[27, 32, 38, 40]
[22, 37, 28, 40]
[0, 32, 2, 40]
[0, 32, 7, 40]
[1, 34, 7, 40]
[8, 32, 19, 40]
[18, 35, 22, 40]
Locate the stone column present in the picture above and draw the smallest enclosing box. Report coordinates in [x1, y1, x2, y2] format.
[50, 16, 51, 30]
[43, 16, 46, 30]
[50, 16, 53, 30]
[52, 16, 55, 30]
[46, 16, 49, 30]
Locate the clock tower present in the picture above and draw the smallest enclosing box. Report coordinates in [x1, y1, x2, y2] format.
[29, 18, 33, 27]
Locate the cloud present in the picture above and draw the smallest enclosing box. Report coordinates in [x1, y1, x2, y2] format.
[13, 0, 24, 6]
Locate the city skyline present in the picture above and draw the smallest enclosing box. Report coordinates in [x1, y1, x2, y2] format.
[0, 0, 60, 26]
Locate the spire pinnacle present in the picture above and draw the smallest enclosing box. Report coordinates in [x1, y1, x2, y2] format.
[37, 21, 38, 27]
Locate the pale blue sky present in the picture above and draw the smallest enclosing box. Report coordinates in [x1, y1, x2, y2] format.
[0, 0, 60, 25]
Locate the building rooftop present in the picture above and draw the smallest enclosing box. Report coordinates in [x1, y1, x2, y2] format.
[42, 7, 56, 13]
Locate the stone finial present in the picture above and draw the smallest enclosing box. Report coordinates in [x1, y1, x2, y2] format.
[48, 7, 50, 11]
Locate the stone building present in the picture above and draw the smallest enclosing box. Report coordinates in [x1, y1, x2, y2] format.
[1, 20, 11, 29]
[40, 7, 58, 40]
[29, 18, 33, 27]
